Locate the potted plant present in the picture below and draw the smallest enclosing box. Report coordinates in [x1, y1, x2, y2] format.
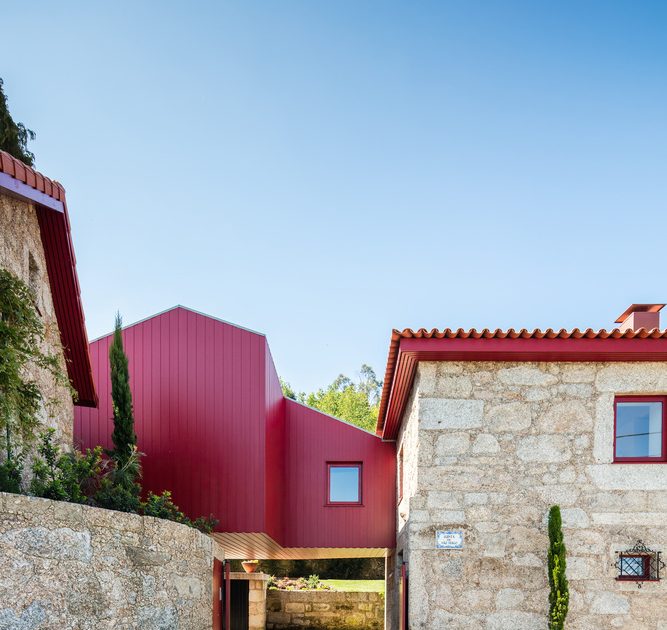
[242, 560, 259, 574]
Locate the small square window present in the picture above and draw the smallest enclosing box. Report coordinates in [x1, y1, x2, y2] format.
[327, 463, 361, 505]
[616, 541, 664, 585]
[614, 397, 667, 462]
[619, 555, 649, 580]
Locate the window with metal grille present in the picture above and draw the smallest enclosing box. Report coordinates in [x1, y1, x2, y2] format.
[615, 541, 664, 587]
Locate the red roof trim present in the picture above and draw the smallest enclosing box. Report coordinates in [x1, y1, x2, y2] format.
[377, 327, 667, 440]
[0, 150, 97, 407]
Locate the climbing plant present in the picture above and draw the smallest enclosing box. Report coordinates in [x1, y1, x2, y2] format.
[0, 269, 71, 492]
[548, 505, 569, 629]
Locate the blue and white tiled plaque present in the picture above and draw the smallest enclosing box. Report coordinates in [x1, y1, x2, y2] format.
[435, 530, 464, 549]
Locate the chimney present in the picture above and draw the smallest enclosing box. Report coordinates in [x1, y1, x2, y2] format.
[615, 304, 665, 332]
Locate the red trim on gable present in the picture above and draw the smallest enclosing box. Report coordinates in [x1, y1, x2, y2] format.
[0, 150, 96, 406]
[378, 333, 667, 440]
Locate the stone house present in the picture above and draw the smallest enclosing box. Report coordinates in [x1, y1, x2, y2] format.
[378, 305, 667, 629]
[0, 150, 96, 449]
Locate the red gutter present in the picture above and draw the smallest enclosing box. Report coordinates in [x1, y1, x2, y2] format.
[378, 332, 667, 441]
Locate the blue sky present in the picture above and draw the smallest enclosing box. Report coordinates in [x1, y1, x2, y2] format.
[4, 1, 667, 393]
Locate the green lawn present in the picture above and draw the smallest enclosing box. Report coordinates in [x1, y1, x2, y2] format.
[321, 579, 385, 593]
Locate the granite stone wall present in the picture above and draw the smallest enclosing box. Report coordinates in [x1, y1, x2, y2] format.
[267, 589, 384, 629]
[0, 192, 73, 449]
[0, 492, 215, 629]
[392, 361, 667, 630]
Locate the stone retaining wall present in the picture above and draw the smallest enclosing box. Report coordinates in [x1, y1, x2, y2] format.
[266, 589, 384, 629]
[0, 492, 216, 629]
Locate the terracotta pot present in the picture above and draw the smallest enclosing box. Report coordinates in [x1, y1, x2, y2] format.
[242, 561, 259, 574]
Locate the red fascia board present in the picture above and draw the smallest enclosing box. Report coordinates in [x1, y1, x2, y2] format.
[0, 153, 97, 407]
[379, 335, 667, 440]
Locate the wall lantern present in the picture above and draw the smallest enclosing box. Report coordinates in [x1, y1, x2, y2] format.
[615, 541, 665, 588]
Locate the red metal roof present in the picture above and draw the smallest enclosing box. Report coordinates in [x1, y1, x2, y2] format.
[377, 326, 667, 440]
[0, 150, 96, 406]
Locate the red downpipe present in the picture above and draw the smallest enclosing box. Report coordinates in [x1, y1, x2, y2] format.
[224, 561, 231, 630]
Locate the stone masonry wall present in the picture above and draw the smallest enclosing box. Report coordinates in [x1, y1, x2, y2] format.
[395, 361, 667, 630]
[267, 589, 384, 629]
[0, 192, 73, 449]
[0, 491, 215, 629]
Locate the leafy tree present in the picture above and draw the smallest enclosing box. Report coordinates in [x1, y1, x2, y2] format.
[548, 505, 569, 629]
[281, 365, 382, 433]
[0, 269, 70, 492]
[280, 378, 298, 401]
[0, 78, 36, 166]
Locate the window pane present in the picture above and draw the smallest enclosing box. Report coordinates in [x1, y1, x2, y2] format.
[616, 402, 663, 458]
[329, 466, 360, 503]
[620, 556, 645, 577]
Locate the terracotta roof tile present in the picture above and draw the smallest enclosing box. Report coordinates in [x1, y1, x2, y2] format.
[377, 326, 667, 437]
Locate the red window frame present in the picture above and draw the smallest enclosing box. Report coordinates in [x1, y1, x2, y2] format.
[325, 462, 363, 507]
[616, 554, 651, 581]
[614, 396, 667, 463]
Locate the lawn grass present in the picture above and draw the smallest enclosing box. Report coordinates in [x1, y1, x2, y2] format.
[321, 579, 385, 593]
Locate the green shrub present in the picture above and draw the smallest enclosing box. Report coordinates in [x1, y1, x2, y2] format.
[188, 514, 219, 534]
[30, 429, 104, 504]
[307, 574, 321, 589]
[0, 450, 24, 493]
[143, 490, 186, 521]
[94, 446, 143, 513]
[142, 490, 218, 533]
[548, 505, 569, 630]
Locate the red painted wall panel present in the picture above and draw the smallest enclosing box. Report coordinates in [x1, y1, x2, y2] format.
[74, 306, 396, 551]
[284, 400, 396, 550]
[264, 346, 286, 543]
[75, 307, 267, 533]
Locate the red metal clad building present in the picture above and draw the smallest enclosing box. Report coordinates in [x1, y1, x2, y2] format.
[74, 306, 395, 559]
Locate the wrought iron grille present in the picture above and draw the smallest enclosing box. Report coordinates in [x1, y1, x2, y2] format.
[615, 541, 665, 588]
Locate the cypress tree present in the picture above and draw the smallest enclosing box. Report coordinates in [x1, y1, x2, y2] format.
[110, 313, 137, 464]
[0, 78, 36, 166]
[548, 505, 569, 629]
[95, 312, 142, 512]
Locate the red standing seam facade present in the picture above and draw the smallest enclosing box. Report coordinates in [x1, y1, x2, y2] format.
[74, 306, 395, 553]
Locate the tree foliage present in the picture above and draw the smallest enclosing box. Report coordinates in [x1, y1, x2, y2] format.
[548, 505, 569, 629]
[0, 78, 36, 166]
[281, 365, 382, 433]
[105, 313, 142, 512]
[0, 269, 70, 489]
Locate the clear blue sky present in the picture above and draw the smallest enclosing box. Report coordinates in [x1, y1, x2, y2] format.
[4, 1, 667, 393]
